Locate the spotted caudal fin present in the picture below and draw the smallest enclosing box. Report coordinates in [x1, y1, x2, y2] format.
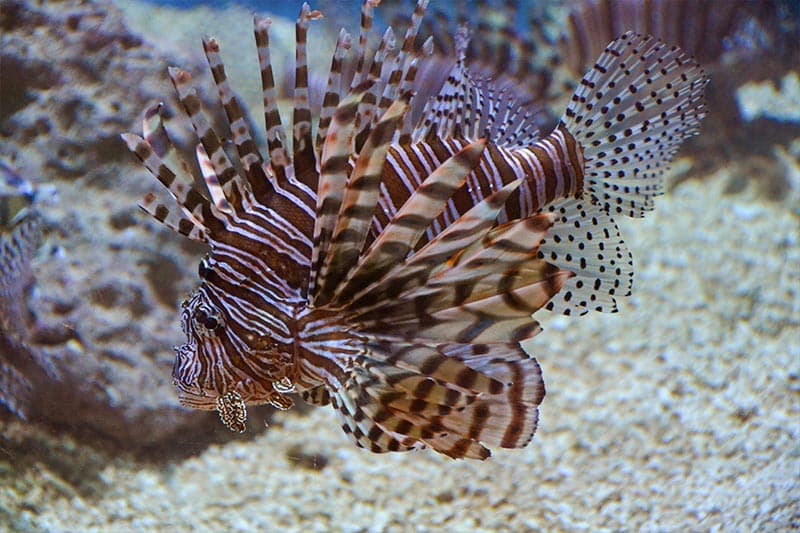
[539, 198, 633, 315]
[538, 32, 706, 316]
[561, 31, 708, 218]
[330, 341, 545, 459]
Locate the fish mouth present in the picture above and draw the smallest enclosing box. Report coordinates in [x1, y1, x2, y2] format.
[170, 342, 218, 409]
[170, 341, 291, 410]
[174, 388, 218, 411]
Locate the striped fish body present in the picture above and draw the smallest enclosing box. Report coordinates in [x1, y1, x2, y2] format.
[124, 1, 706, 459]
[377, 126, 584, 239]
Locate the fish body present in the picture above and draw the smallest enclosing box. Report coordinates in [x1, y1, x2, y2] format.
[124, 1, 706, 459]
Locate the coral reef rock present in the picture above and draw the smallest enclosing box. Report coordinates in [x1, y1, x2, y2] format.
[0, 0, 228, 448]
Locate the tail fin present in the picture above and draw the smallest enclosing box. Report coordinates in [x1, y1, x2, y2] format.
[561, 31, 708, 218]
[541, 32, 706, 315]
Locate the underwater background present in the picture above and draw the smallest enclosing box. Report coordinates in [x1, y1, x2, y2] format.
[1, 0, 798, 530]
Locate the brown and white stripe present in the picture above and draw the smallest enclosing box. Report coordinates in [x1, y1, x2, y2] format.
[375, 124, 584, 244]
[124, 0, 707, 460]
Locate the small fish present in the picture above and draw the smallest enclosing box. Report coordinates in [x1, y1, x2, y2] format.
[124, 0, 706, 459]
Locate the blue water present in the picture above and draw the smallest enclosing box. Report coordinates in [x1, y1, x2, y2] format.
[139, 0, 368, 21]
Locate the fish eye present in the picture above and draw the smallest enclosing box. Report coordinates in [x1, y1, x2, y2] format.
[192, 304, 223, 334]
[202, 314, 219, 330]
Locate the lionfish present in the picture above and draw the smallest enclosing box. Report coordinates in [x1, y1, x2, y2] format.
[123, 0, 706, 459]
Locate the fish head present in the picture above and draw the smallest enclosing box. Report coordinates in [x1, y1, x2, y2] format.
[171, 256, 297, 415]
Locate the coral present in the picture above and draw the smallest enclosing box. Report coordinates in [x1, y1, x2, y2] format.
[737, 72, 800, 124]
